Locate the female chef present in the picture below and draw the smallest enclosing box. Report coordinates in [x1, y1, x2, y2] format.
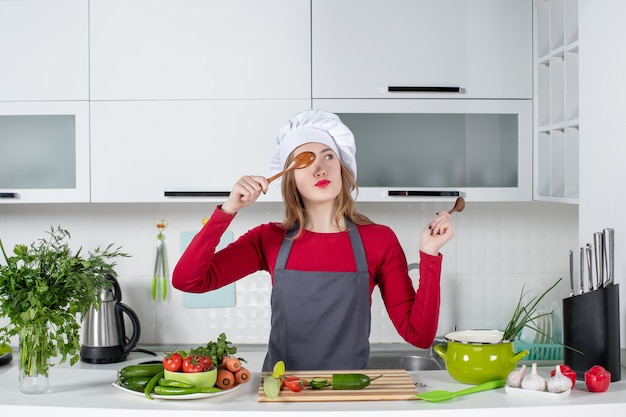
[172, 109, 454, 371]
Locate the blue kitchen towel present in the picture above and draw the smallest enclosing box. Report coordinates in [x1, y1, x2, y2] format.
[180, 230, 236, 308]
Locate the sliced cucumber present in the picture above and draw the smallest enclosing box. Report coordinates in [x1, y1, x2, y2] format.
[308, 377, 331, 389]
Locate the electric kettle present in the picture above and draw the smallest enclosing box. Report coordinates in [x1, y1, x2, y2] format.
[80, 272, 141, 363]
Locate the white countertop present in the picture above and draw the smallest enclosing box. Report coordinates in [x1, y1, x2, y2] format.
[1, 349, 625, 417]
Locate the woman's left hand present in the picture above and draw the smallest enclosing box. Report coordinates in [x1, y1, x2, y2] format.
[419, 211, 454, 256]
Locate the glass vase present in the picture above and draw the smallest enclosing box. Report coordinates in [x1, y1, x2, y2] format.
[18, 325, 50, 394]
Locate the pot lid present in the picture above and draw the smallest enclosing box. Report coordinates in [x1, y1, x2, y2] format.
[444, 329, 509, 344]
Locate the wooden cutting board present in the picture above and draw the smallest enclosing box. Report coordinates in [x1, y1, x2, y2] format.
[257, 369, 419, 402]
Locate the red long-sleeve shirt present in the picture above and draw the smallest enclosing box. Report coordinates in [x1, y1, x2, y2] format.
[172, 206, 443, 348]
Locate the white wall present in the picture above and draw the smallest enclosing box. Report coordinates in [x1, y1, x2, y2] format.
[579, 1, 626, 348]
[0, 200, 577, 351]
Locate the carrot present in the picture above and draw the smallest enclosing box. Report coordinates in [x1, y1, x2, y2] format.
[234, 367, 251, 384]
[221, 355, 241, 373]
[216, 368, 235, 389]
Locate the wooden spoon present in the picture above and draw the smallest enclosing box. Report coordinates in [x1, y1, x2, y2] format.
[448, 196, 465, 214]
[267, 151, 316, 184]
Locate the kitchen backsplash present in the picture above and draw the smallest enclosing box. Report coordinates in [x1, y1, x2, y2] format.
[0, 201, 577, 348]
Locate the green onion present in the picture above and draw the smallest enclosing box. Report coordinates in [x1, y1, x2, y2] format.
[502, 277, 562, 342]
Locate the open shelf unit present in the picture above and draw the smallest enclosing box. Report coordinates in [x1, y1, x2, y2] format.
[534, 0, 579, 203]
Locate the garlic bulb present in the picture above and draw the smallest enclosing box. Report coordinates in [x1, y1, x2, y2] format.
[548, 365, 572, 393]
[507, 364, 527, 388]
[521, 363, 547, 391]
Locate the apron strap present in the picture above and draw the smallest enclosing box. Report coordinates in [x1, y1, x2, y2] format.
[275, 218, 367, 272]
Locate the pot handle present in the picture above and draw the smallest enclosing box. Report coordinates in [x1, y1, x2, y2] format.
[117, 303, 141, 353]
[510, 349, 529, 364]
[433, 343, 448, 360]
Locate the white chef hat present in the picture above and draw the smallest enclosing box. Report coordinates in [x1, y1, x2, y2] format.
[269, 109, 357, 182]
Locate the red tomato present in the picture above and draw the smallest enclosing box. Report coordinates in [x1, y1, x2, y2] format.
[280, 375, 298, 386]
[163, 352, 183, 372]
[550, 364, 577, 389]
[282, 376, 305, 393]
[198, 355, 212, 370]
[585, 365, 611, 392]
[182, 356, 206, 373]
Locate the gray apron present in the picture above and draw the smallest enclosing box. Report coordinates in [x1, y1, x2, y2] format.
[262, 219, 371, 371]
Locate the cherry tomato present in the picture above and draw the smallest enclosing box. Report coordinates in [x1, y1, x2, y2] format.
[585, 365, 611, 392]
[162, 352, 183, 372]
[282, 376, 306, 392]
[280, 375, 298, 386]
[182, 356, 206, 373]
[197, 355, 212, 370]
[550, 364, 577, 388]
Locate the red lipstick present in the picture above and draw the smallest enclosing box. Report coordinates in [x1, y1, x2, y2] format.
[315, 180, 330, 188]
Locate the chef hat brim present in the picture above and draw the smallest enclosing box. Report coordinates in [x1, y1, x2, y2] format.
[269, 109, 357, 182]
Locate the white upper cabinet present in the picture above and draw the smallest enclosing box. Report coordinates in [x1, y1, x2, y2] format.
[90, 100, 309, 203]
[0, 101, 90, 203]
[89, 0, 311, 100]
[312, 0, 532, 99]
[0, 0, 88, 101]
[314, 98, 532, 202]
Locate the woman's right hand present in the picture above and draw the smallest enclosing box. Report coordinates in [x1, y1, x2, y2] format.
[221, 175, 269, 214]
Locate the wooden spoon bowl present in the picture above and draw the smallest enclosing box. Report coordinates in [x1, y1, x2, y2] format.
[448, 197, 465, 214]
[267, 151, 316, 183]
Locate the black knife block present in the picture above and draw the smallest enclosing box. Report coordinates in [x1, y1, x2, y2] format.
[562, 284, 621, 382]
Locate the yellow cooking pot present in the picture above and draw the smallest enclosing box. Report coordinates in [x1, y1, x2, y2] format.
[434, 329, 529, 385]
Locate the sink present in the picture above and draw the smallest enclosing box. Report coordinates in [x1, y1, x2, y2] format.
[367, 353, 444, 371]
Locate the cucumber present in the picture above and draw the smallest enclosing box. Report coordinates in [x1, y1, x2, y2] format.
[118, 363, 164, 379]
[153, 385, 222, 395]
[118, 376, 153, 392]
[331, 373, 382, 390]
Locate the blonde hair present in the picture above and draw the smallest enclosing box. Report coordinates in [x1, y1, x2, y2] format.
[280, 154, 372, 238]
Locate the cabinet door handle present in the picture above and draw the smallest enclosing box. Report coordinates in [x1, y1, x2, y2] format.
[388, 190, 460, 197]
[164, 191, 230, 197]
[388, 86, 461, 93]
[0, 192, 18, 199]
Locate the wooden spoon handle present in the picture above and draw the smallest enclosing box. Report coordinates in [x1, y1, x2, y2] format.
[267, 169, 288, 184]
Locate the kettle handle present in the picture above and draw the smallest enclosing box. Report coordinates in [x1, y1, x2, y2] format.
[116, 303, 141, 353]
[106, 272, 123, 302]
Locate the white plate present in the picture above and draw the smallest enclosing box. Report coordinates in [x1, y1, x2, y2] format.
[505, 385, 571, 400]
[112, 382, 241, 400]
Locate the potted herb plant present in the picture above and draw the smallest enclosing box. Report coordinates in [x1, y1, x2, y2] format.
[0, 226, 129, 394]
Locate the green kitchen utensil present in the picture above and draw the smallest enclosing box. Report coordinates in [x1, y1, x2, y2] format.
[152, 219, 168, 301]
[415, 379, 506, 403]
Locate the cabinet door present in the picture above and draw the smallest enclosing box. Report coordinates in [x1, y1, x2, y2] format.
[0, 0, 88, 101]
[313, 99, 532, 202]
[0, 102, 90, 203]
[90, 100, 310, 203]
[312, 0, 532, 99]
[90, 0, 311, 100]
